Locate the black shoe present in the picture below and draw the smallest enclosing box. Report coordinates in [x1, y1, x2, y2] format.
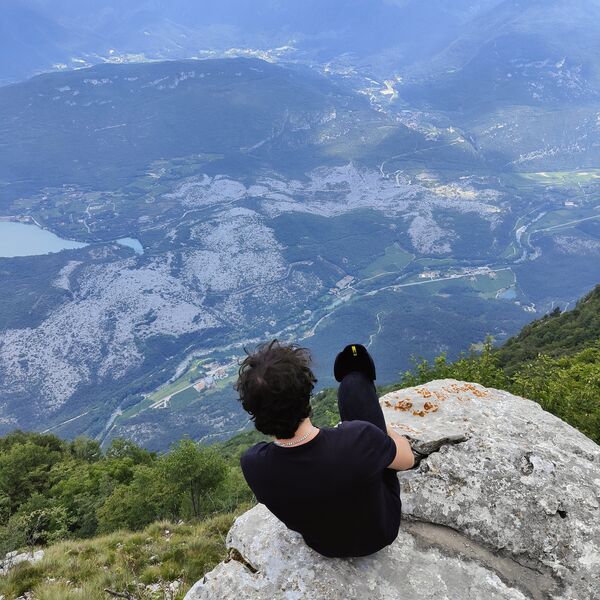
[333, 344, 377, 383]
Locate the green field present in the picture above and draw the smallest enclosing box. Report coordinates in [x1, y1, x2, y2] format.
[528, 207, 600, 235]
[518, 169, 600, 186]
[170, 386, 202, 407]
[360, 243, 414, 279]
[412, 257, 457, 268]
[119, 359, 210, 419]
[119, 359, 238, 423]
[472, 269, 516, 299]
[374, 268, 517, 301]
[145, 359, 208, 403]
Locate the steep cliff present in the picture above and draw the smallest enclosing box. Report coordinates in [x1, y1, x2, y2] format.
[185, 380, 600, 600]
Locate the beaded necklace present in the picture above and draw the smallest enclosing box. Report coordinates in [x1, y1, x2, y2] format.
[273, 426, 318, 447]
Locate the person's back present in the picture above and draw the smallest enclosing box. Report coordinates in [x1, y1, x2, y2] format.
[241, 420, 401, 557]
[234, 340, 414, 558]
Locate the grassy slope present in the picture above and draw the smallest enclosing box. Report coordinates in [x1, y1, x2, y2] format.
[0, 511, 249, 600]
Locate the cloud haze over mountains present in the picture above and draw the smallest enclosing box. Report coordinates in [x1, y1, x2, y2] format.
[2, 0, 507, 83]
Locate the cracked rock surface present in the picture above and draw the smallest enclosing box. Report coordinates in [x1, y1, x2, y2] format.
[185, 380, 600, 600]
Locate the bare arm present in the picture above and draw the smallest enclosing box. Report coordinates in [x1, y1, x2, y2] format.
[385, 424, 415, 471]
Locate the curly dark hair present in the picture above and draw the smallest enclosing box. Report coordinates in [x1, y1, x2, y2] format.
[234, 339, 317, 439]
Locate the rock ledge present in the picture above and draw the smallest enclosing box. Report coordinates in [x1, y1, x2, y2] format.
[185, 380, 600, 600]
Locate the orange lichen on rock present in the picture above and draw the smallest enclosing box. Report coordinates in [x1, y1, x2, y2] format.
[443, 383, 489, 398]
[394, 399, 413, 411]
[468, 385, 489, 398]
[412, 400, 440, 416]
[445, 384, 466, 394]
[415, 387, 433, 398]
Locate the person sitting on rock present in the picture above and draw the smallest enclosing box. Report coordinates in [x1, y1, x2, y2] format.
[235, 340, 414, 558]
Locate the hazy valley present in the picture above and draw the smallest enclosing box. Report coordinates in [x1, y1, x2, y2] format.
[1, 1, 599, 449]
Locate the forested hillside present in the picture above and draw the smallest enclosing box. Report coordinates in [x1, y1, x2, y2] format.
[496, 285, 600, 373]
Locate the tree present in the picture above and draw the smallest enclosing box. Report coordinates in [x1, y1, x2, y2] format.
[105, 438, 155, 465]
[0, 441, 63, 516]
[69, 437, 102, 463]
[160, 440, 227, 519]
[400, 336, 508, 390]
[10, 505, 71, 549]
[96, 465, 167, 532]
[512, 344, 600, 444]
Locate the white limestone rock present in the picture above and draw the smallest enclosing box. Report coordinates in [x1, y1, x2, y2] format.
[0, 549, 44, 575]
[185, 380, 600, 600]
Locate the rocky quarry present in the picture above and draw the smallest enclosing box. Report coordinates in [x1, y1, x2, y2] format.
[185, 379, 600, 600]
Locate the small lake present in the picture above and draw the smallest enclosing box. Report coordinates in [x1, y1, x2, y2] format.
[0, 221, 88, 257]
[0, 221, 144, 258]
[116, 237, 144, 255]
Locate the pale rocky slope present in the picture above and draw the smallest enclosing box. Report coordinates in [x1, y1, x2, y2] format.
[185, 380, 600, 600]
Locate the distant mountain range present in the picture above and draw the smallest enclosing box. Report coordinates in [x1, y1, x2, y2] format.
[3, 0, 600, 89]
[403, 0, 600, 106]
[0, 2, 599, 450]
[0, 58, 375, 199]
[4, 2, 600, 174]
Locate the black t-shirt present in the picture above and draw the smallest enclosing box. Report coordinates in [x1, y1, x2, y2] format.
[240, 420, 402, 558]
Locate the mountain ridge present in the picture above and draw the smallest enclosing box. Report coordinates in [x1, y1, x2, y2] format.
[497, 284, 600, 371]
